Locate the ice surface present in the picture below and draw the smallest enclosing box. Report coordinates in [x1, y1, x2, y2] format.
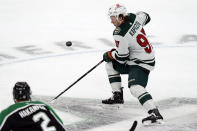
[0, 0, 197, 130]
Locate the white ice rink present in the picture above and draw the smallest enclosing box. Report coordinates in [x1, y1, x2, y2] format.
[0, 0, 197, 130]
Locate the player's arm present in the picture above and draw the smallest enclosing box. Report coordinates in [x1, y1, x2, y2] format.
[136, 11, 151, 26]
[111, 35, 129, 64]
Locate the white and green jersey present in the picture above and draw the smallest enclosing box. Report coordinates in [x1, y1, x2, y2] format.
[0, 101, 65, 131]
[111, 12, 155, 71]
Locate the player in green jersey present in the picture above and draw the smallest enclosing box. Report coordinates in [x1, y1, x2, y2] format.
[0, 82, 66, 131]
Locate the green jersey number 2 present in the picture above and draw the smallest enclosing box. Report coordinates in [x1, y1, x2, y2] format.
[33, 112, 57, 131]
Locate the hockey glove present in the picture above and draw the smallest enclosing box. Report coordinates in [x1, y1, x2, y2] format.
[103, 49, 115, 62]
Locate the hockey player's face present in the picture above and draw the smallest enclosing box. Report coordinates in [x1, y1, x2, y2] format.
[110, 16, 121, 27]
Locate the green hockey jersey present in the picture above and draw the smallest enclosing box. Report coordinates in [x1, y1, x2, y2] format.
[0, 101, 66, 131]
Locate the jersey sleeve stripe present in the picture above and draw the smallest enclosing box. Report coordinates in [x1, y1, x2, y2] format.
[129, 58, 155, 63]
[133, 60, 155, 66]
[116, 52, 130, 57]
[115, 54, 129, 61]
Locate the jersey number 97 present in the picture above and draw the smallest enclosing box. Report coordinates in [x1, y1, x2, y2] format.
[136, 29, 152, 53]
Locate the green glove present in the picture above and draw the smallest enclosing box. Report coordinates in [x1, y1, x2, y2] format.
[103, 50, 114, 62]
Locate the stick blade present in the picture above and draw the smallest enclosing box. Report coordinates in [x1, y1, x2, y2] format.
[50, 99, 56, 104]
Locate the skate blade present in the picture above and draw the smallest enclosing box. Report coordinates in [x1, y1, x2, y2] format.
[99, 104, 123, 110]
[143, 119, 164, 126]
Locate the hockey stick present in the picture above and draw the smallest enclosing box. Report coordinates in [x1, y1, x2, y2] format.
[129, 120, 138, 131]
[51, 59, 104, 102]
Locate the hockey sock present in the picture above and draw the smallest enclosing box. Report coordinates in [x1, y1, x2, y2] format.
[106, 62, 122, 92]
[129, 85, 156, 111]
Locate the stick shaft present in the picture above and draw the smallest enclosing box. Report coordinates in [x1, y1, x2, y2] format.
[52, 59, 104, 101]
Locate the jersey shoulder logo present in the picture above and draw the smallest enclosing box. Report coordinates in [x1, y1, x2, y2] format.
[114, 27, 121, 35]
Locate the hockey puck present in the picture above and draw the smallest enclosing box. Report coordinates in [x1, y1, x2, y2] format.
[66, 41, 72, 46]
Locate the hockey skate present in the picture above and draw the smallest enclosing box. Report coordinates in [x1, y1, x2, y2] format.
[142, 108, 163, 125]
[102, 88, 124, 104]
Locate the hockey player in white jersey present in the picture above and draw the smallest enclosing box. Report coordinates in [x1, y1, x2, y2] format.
[102, 3, 163, 124]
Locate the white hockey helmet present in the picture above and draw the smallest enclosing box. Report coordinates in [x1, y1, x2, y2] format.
[108, 3, 127, 18]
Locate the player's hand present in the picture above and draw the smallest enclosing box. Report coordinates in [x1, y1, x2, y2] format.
[103, 49, 116, 62]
